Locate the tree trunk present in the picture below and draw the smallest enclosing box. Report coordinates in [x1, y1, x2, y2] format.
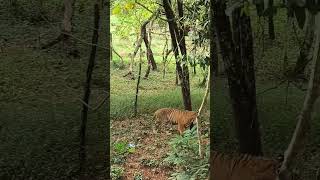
[143, 20, 156, 78]
[213, 1, 262, 155]
[144, 63, 151, 79]
[293, 11, 316, 78]
[175, 69, 180, 85]
[278, 13, 320, 180]
[163, 0, 192, 111]
[143, 27, 157, 73]
[110, 33, 113, 63]
[268, 0, 276, 40]
[210, 20, 219, 77]
[134, 49, 143, 116]
[63, 0, 75, 35]
[41, 0, 75, 49]
[209, 0, 216, 177]
[79, 0, 100, 175]
[148, 23, 157, 70]
[105, 0, 111, 179]
[162, 35, 171, 78]
[124, 10, 158, 79]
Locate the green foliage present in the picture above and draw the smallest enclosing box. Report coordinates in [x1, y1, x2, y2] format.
[241, 1, 251, 16]
[111, 165, 125, 180]
[112, 141, 136, 164]
[164, 128, 209, 179]
[140, 158, 159, 167]
[4, 0, 62, 23]
[111, 0, 157, 37]
[184, 0, 210, 46]
[133, 172, 143, 180]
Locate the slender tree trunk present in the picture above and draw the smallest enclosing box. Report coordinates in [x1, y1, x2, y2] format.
[134, 49, 143, 116]
[175, 69, 180, 85]
[63, 0, 75, 35]
[79, 0, 100, 176]
[268, 0, 275, 40]
[163, 0, 192, 111]
[110, 33, 113, 63]
[147, 23, 157, 70]
[143, 20, 156, 78]
[41, 0, 75, 49]
[144, 64, 151, 79]
[213, 1, 262, 155]
[293, 11, 316, 78]
[105, 0, 111, 179]
[192, 46, 197, 75]
[279, 13, 320, 180]
[124, 10, 158, 79]
[162, 35, 172, 78]
[123, 36, 143, 79]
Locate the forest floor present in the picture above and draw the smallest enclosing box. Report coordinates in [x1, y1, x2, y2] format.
[110, 65, 211, 179]
[111, 116, 173, 180]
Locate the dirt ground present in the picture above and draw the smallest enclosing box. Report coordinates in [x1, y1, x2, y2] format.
[111, 115, 175, 179]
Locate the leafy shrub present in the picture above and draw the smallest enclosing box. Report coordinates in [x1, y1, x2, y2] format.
[111, 165, 125, 180]
[112, 141, 136, 164]
[140, 158, 159, 167]
[164, 127, 209, 180]
[133, 172, 143, 180]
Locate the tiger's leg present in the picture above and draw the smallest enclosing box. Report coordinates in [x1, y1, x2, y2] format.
[178, 124, 185, 135]
[152, 116, 160, 134]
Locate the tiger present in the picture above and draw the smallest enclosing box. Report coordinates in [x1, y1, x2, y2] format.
[153, 108, 198, 135]
[210, 151, 285, 180]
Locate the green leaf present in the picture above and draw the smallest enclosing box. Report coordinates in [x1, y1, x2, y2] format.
[242, 1, 251, 16]
[124, 2, 135, 10]
[128, 147, 136, 153]
[112, 5, 122, 15]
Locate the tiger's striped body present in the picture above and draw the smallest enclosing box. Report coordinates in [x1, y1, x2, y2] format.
[154, 108, 197, 134]
[211, 151, 282, 180]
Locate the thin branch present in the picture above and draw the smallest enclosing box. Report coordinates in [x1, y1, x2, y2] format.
[256, 80, 287, 95]
[111, 46, 124, 63]
[135, 0, 168, 21]
[196, 68, 210, 159]
[77, 92, 109, 112]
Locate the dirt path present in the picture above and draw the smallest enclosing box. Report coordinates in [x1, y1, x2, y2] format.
[111, 115, 175, 180]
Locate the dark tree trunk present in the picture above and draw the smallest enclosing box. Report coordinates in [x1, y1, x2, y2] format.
[213, 0, 262, 156]
[211, 24, 219, 77]
[79, 0, 100, 175]
[293, 11, 315, 78]
[41, 0, 75, 50]
[124, 10, 158, 79]
[175, 69, 180, 85]
[144, 63, 151, 79]
[268, 0, 275, 40]
[142, 24, 157, 71]
[209, 0, 216, 177]
[163, 0, 192, 111]
[110, 33, 113, 63]
[105, 0, 111, 178]
[143, 22, 156, 79]
[135, 51, 143, 116]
